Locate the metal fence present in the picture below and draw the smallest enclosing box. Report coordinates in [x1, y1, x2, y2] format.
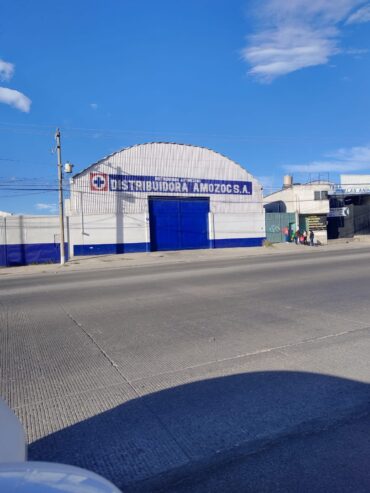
[265, 213, 296, 243]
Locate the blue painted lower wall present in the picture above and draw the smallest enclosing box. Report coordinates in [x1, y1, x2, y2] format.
[74, 242, 150, 256]
[0, 238, 266, 267]
[73, 237, 265, 256]
[0, 243, 68, 267]
[214, 237, 265, 248]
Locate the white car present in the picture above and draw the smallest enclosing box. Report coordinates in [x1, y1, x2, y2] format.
[0, 399, 121, 493]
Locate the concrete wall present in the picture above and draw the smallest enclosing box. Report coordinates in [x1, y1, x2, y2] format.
[0, 209, 265, 266]
[3, 215, 60, 244]
[0, 215, 64, 267]
[67, 210, 266, 255]
[212, 212, 265, 247]
[68, 213, 149, 256]
[314, 230, 328, 245]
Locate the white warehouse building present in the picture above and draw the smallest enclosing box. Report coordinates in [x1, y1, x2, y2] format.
[67, 142, 265, 256]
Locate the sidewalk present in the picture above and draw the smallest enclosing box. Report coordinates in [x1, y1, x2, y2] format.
[1, 237, 370, 278]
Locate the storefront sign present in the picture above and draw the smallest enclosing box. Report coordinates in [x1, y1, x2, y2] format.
[329, 185, 370, 195]
[90, 173, 253, 195]
[328, 207, 350, 218]
[306, 215, 327, 230]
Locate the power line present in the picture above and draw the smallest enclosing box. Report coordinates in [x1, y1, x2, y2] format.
[0, 190, 57, 199]
[0, 187, 59, 191]
[0, 121, 358, 143]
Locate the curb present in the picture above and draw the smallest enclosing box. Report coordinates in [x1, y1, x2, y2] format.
[1, 241, 370, 279]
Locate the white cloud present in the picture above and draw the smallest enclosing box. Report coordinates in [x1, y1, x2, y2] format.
[0, 56, 32, 112]
[258, 0, 362, 23]
[0, 87, 31, 112]
[283, 145, 370, 173]
[244, 26, 338, 81]
[90, 103, 98, 110]
[35, 203, 58, 213]
[0, 59, 14, 81]
[328, 145, 370, 162]
[243, 0, 365, 81]
[346, 3, 370, 24]
[285, 161, 370, 173]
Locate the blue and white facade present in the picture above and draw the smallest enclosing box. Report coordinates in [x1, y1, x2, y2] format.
[0, 215, 67, 267]
[68, 143, 265, 256]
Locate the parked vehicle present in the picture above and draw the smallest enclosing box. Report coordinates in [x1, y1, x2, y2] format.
[0, 399, 120, 493]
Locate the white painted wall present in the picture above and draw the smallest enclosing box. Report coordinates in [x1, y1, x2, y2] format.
[1, 216, 60, 245]
[0, 219, 5, 246]
[264, 183, 331, 214]
[315, 231, 328, 245]
[68, 213, 148, 252]
[213, 213, 265, 240]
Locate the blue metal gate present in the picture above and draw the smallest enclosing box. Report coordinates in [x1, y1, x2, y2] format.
[149, 197, 210, 251]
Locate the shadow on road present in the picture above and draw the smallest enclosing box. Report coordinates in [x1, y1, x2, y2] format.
[28, 371, 370, 492]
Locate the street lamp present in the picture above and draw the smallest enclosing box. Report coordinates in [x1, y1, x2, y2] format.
[55, 129, 73, 265]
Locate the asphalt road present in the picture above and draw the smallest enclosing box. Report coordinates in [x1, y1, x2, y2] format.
[1, 247, 370, 492]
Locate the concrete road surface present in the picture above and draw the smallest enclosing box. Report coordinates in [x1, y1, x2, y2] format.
[1, 246, 370, 492]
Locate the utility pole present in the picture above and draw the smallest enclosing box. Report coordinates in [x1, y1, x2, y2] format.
[55, 129, 66, 265]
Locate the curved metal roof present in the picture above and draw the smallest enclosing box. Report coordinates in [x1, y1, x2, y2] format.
[72, 142, 253, 179]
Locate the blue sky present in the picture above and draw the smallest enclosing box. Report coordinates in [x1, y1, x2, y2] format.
[1, 0, 370, 214]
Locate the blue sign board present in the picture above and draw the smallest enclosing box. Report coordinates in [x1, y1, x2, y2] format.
[107, 174, 252, 195]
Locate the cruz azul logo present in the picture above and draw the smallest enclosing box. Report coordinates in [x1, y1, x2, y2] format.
[90, 173, 108, 191]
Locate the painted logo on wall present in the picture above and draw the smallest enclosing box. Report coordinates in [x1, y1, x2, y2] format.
[89, 173, 252, 195]
[90, 173, 108, 191]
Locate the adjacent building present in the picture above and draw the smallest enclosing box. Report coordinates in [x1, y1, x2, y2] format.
[264, 176, 331, 244]
[327, 174, 370, 238]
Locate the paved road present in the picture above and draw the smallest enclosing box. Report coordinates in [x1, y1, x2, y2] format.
[1, 247, 370, 491]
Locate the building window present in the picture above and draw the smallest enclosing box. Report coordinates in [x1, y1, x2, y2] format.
[314, 191, 328, 200]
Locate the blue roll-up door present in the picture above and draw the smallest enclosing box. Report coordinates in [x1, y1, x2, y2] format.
[149, 197, 210, 251]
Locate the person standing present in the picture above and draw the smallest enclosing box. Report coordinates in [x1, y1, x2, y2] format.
[295, 229, 300, 245]
[309, 230, 315, 246]
[303, 230, 308, 245]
